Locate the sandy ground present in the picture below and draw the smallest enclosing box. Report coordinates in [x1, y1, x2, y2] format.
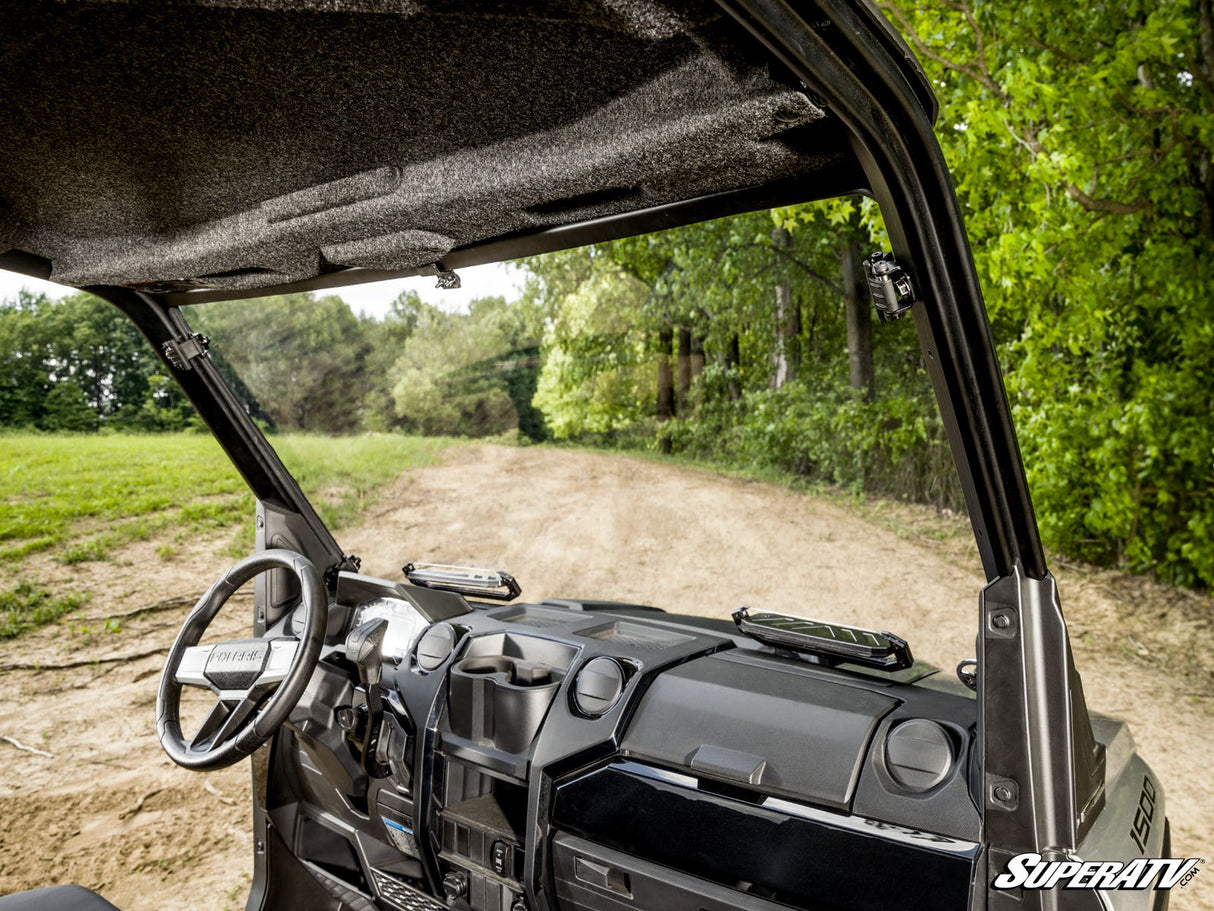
[1, 444, 1211, 909]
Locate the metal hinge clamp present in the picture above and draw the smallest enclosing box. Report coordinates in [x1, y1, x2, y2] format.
[162, 332, 210, 371]
[863, 252, 916, 322]
[324, 553, 363, 592]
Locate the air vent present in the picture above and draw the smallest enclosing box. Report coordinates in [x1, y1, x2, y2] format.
[884, 719, 953, 793]
[572, 657, 626, 717]
[415, 623, 457, 671]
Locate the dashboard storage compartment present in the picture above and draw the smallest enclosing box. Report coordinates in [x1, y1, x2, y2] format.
[621, 651, 897, 807]
[551, 763, 977, 911]
[552, 834, 792, 911]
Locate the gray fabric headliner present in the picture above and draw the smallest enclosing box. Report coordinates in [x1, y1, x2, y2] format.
[1, 0, 836, 293]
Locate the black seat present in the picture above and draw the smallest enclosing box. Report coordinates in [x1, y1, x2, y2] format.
[0, 886, 121, 911]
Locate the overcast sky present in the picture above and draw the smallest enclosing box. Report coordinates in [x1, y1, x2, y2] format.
[0, 260, 527, 319]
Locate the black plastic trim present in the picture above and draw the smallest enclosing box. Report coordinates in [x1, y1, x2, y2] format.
[552, 762, 976, 911]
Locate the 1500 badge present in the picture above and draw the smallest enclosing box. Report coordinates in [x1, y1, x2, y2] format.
[993, 774, 1204, 892]
[1130, 774, 1155, 853]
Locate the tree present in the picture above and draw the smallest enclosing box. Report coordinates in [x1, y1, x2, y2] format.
[389, 294, 544, 438]
[38, 380, 98, 432]
[0, 290, 198, 431]
[363, 290, 427, 431]
[0, 292, 53, 427]
[883, 0, 1214, 586]
[194, 293, 370, 433]
[530, 255, 656, 439]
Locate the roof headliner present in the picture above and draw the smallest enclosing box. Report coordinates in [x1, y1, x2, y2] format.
[0, 0, 861, 296]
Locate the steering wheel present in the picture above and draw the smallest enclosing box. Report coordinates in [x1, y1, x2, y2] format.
[156, 549, 328, 770]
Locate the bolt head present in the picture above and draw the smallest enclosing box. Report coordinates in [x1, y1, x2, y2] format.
[992, 613, 1011, 629]
[994, 785, 1013, 802]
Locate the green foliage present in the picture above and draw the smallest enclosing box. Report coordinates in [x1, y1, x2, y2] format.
[524, 198, 953, 504]
[0, 290, 198, 432]
[665, 376, 961, 509]
[0, 583, 86, 640]
[884, 0, 1214, 586]
[387, 294, 545, 438]
[39, 380, 99, 432]
[531, 254, 656, 439]
[362, 291, 429, 431]
[195, 293, 369, 433]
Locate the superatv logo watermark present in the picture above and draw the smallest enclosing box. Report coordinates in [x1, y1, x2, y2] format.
[995, 854, 1203, 891]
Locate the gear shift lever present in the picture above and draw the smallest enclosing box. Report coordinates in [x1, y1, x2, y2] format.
[345, 617, 388, 686]
[344, 618, 390, 777]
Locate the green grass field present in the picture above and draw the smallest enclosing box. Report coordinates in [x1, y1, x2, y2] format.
[0, 432, 451, 637]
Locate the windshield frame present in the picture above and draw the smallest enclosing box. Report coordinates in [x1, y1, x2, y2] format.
[80, 0, 1101, 882]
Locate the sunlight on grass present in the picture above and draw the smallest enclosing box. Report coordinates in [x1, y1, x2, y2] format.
[1, 431, 452, 636]
[0, 432, 451, 564]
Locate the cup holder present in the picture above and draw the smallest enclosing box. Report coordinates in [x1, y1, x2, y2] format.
[448, 654, 563, 753]
[456, 656, 553, 687]
[459, 657, 513, 676]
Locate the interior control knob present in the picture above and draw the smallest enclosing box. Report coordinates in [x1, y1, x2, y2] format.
[416, 622, 458, 671]
[572, 657, 626, 717]
[442, 871, 468, 902]
[335, 705, 357, 732]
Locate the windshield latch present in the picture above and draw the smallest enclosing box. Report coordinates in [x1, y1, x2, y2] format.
[162, 331, 210, 370]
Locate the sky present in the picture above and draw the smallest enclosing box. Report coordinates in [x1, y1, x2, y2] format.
[0, 260, 527, 319]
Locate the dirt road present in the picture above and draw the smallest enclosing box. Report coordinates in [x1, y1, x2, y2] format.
[2, 444, 1211, 908]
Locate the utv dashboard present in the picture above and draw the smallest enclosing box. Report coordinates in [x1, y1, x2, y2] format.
[266, 572, 983, 911]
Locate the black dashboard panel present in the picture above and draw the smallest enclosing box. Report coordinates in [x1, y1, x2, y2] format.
[270, 582, 983, 911]
[621, 651, 898, 807]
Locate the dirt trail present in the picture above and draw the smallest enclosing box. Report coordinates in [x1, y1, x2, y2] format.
[2, 444, 1212, 909]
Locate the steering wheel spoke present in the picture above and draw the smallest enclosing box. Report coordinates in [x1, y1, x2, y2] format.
[175, 644, 215, 689]
[190, 692, 265, 752]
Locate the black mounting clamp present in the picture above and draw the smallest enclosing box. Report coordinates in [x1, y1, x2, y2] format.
[324, 553, 363, 593]
[863, 252, 916, 322]
[162, 331, 210, 370]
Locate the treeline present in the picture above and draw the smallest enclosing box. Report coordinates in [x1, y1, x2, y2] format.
[0, 287, 547, 440]
[0, 291, 199, 432]
[193, 291, 546, 440]
[522, 203, 958, 510]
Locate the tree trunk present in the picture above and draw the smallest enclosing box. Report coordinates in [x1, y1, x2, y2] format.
[841, 240, 875, 400]
[676, 325, 692, 415]
[786, 296, 801, 381]
[725, 333, 741, 401]
[657, 325, 675, 422]
[771, 226, 794, 389]
[690, 333, 705, 383]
